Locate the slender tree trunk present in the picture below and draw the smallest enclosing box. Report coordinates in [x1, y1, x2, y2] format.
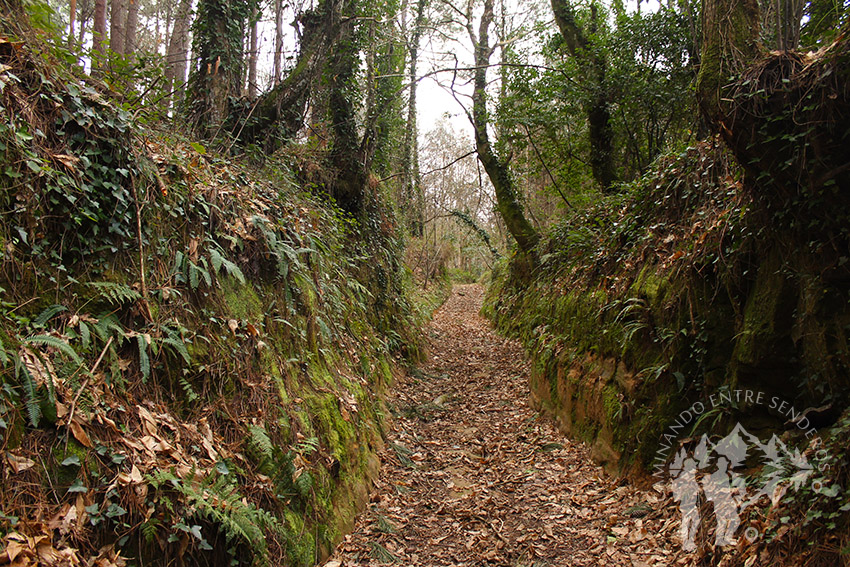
[165, 0, 192, 109]
[69, 0, 77, 46]
[273, 0, 283, 85]
[248, 7, 258, 98]
[551, 0, 617, 192]
[110, 0, 126, 56]
[402, 0, 426, 236]
[470, 0, 539, 255]
[78, 8, 87, 46]
[124, 0, 139, 55]
[365, 18, 376, 121]
[93, 0, 107, 65]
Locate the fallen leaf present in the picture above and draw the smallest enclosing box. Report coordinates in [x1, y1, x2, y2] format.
[69, 419, 93, 447]
[6, 452, 35, 473]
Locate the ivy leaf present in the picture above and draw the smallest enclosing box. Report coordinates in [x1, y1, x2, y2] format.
[67, 479, 88, 493]
[61, 455, 82, 467]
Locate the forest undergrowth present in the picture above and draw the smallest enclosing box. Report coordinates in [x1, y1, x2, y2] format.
[0, 11, 433, 566]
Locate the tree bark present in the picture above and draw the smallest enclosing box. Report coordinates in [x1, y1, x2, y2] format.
[124, 0, 139, 55]
[165, 0, 192, 108]
[698, 0, 850, 223]
[110, 0, 126, 56]
[328, 12, 368, 214]
[248, 7, 259, 98]
[188, 0, 252, 132]
[550, 0, 617, 192]
[470, 0, 539, 255]
[233, 4, 341, 149]
[695, 0, 760, 127]
[93, 0, 107, 63]
[273, 0, 284, 85]
[401, 0, 427, 236]
[69, 0, 77, 46]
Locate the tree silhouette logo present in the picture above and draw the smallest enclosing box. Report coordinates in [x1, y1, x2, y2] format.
[657, 390, 826, 550]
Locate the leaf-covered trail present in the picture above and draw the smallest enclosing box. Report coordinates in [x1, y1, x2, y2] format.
[329, 285, 682, 566]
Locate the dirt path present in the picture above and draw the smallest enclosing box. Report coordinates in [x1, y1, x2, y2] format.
[329, 285, 682, 566]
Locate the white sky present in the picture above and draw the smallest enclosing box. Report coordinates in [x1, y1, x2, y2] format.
[414, 0, 661, 141]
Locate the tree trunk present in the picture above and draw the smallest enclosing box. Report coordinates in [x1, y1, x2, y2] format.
[248, 8, 258, 98]
[401, 0, 426, 236]
[110, 0, 126, 56]
[93, 0, 107, 64]
[124, 0, 139, 55]
[273, 0, 283, 85]
[328, 15, 368, 214]
[550, 0, 617, 192]
[471, 0, 539, 255]
[698, 0, 850, 228]
[233, 6, 339, 149]
[695, 0, 760, 126]
[69, 0, 77, 46]
[188, 0, 253, 132]
[165, 0, 192, 109]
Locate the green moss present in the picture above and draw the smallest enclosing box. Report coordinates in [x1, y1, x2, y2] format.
[51, 439, 91, 486]
[283, 509, 316, 566]
[602, 384, 621, 423]
[732, 250, 795, 372]
[220, 276, 263, 321]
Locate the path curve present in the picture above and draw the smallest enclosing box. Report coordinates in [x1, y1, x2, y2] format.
[330, 285, 680, 566]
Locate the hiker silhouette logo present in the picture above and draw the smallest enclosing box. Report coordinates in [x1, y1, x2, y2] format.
[656, 390, 827, 551]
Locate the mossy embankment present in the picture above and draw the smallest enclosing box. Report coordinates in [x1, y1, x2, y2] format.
[0, 14, 429, 566]
[484, 140, 850, 476]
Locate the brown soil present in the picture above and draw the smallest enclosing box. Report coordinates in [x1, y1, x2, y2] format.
[328, 285, 684, 566]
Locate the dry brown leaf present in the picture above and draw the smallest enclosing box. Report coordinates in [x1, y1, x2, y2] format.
[6, 452, 35, 473]
[137, 406, 158, 437]
[69, 419, 93, 448]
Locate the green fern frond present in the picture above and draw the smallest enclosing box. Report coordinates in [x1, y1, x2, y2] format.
[161, 336, 190, 364]
[78, 321, 91, 350]
[24, 335, 83, 365]
[0, 335, 8, 367]
[86, 282, 142, 306]
[137, 334, 150, 381]
[178, 376, 199, 403]
[15, 359, 41, 427]
[33, 305, 67, 328]
[247, 425, 275, 464]
[209, 245, 246, 285]
[141, 518, 160, 543]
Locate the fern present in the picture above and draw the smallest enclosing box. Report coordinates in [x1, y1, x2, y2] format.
[247, 425, 275, 471]
[160, 326, 191, 364]
[78, 321, 91, 350]
[86, 282, 142, 306]
[209, 247, 246, 285]
[136, 334, 150, 381]
[0, 335, 8, 367]
[32, 305, 67, 328]
[140, 517, 160, 543]
[15, 358, 41, 427]
[178, 376, 199, 403]
[24, 335, 83, 365]
[147, 468, 281, 566]
[294, 437, 319, 456]
[293, 470, 314, 500]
